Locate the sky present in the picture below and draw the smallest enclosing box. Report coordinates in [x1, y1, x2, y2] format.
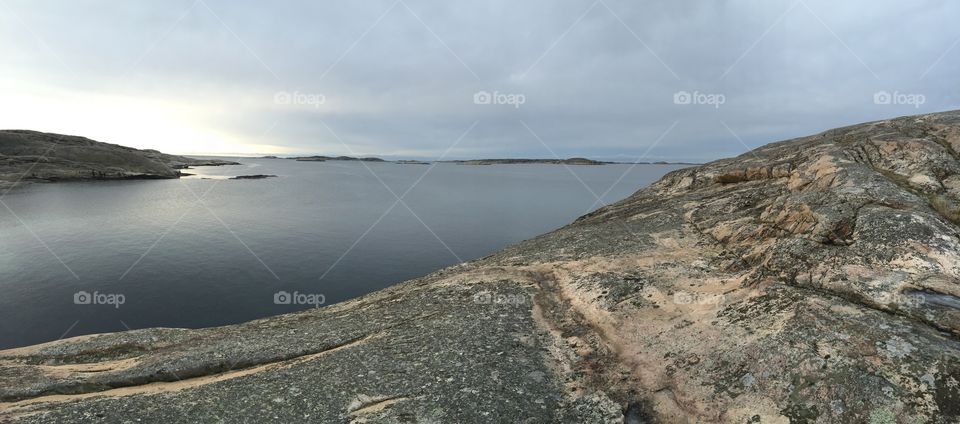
[0, 0, 958, 162]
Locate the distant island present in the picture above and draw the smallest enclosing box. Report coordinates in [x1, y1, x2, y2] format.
[446, 158, 609, 165]
[263, 154, 699, 166]
[291, 155, 386, 162]
[442, 158, 700, 166]
[646, 160, 702, 165]
[230, 174, 277, 180]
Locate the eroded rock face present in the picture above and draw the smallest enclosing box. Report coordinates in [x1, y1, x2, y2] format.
[1, 112, 959, 423]
[503, 110, 960, 422]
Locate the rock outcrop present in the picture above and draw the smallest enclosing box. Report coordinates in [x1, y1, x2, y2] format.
[0, 130, 239, 190]
[2, 111, 960, 423]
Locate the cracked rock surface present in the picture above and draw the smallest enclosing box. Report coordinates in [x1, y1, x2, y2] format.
[2, 111, 960, 423]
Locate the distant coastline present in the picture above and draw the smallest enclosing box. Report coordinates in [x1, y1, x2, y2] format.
[288, 155, 386, 162]
[0, 129, 700, 190]
[275, 155, 701, 166]
[443, 158, 701, 166]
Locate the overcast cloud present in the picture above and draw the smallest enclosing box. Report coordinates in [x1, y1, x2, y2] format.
[0, 0, 958, 161]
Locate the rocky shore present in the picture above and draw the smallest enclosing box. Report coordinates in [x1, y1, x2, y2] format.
[2, 111, 960, 423]
[0, 130, 239, 190]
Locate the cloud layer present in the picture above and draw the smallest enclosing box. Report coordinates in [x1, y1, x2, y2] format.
[1, 0, 958, 161]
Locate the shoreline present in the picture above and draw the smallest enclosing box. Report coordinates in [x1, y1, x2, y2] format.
[2, 110, 959, 422]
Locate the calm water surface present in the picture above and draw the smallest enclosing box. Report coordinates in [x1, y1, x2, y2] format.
[0, 159, 687, 349]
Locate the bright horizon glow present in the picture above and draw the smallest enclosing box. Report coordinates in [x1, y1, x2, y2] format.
[0, 80, 295, 156]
